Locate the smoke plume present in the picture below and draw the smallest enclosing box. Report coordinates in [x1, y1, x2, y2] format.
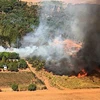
[0, 0, 100, 75]
[79, 0, 100, 73]
[21, 1, 86, 75]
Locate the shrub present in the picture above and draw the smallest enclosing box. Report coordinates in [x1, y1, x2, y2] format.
[0, 62, 4, 68]
[0, 52, 20, 60]
[18, 59, 28, 69]
[9, 52, 20, 59]
[28, 84, 36, 91]
[8, 63, 18, 72]
[0, 89, 2, 92]
[12, 83, 18, 91]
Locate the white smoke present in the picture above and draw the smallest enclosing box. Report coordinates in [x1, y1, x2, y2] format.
[0, 1, 86, 58]
[0, 1, 90, 74]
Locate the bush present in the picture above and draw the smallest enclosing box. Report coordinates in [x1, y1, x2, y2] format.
[0, 62, 4, 68]
[28, 56, 45, 71]
[9, 52, 20, 59]
[12, 83, 18, 91]
[8, 63, 18, 72]
[9, 66, 18, 72]
[28, 84, 36, 91]
[0, 89, 2, 92]
[18, 59, 28, 69]
[0, 52, 20, 60]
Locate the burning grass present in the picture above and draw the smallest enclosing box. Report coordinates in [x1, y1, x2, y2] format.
[39, 70, 100, 89]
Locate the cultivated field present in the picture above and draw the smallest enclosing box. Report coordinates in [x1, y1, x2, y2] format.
[0, 72, 45, 91]
[0, 72, 34, 87]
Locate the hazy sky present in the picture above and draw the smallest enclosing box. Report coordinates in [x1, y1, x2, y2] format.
[22, 0, 99, 4]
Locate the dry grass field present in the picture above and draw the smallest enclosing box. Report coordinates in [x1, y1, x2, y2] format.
[0, 89, 100, 100]
[0, 72, 46, 91]
[36, 69, 100, 89]
[0, 72, 35, 87]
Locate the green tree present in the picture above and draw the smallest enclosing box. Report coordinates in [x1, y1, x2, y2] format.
[2, 56, 6, 63]
[28, 84, 36, 91]
[0, 0, 39, 47]
[0, 62, 4, 68]
[0, 52, 3, 60]
[18, 59, 28, 69]
[8, 62, 18, 72]
[9, 52, 19, 59]
[2, 52, 9, 59]
[11, 83, 18, 91]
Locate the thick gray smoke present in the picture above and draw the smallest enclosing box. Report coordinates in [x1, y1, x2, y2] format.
[1, 1, 99, 75]
[21, 1, 88, 75]
[78, 1, 100, 73]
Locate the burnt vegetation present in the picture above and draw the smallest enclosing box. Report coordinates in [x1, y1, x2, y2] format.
[76, 3, 100, 77]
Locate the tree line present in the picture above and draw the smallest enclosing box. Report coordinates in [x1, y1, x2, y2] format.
[0, 0, 39, 48]
[0, 52, 28, 71]
[27, 56, 45, 71]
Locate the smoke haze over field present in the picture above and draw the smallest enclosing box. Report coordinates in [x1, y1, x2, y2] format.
[0, 0, 100, 75]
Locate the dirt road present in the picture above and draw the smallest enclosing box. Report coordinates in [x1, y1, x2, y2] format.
[26, 61, 59, 90]
[0, 62, 100, 100]
[18, 61, 100, 100]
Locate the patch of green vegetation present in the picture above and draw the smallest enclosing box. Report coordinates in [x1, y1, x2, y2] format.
[0, 52, 28, 71]
[11, 83, 18, 91]
[27, 56, 45, 71]
[28, 84, 36, 91]
[0, 0, 39, 47]
[0, 52, 19, 60]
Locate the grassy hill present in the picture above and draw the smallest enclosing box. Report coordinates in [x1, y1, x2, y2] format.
[0, 72, 46, 91]
[38, 70, 100, 89]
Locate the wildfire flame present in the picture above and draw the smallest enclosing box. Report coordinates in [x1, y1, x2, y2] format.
[53, 39, 82, 56]
[78, 69, 87, 78]
[63, 39, 82, 55]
